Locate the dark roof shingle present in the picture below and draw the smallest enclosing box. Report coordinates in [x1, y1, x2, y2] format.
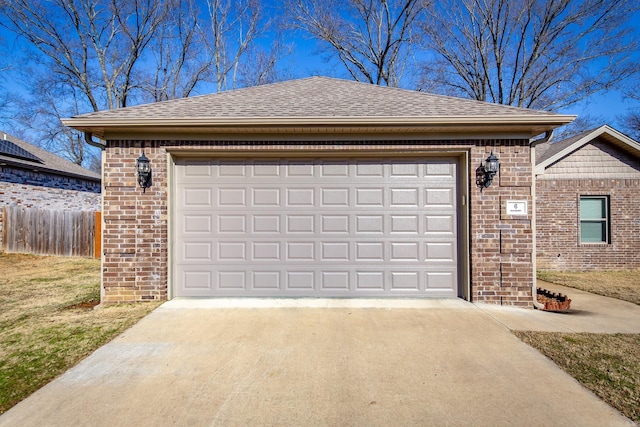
[0, 132, 100, 182]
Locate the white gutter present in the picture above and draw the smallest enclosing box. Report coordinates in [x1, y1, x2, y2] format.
[62, 114, 576, 128]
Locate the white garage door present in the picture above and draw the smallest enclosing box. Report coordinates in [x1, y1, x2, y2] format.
[174, 157, 459, 298]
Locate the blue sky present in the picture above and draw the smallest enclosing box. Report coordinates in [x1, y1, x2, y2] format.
[563, 89, 638, 126]
[1, 1, 638, 135]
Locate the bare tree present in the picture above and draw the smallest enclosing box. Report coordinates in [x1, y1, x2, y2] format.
[0, 0, 178, 112]
[236, 35, 294, 87]
[0, 1, 204, 167]
[419, 0, 640, 110]
[619, 112, 640, 140]
[205, 0, 270, 91]
[143, 1, 212, 102]
[619, 90, 640, 140]
[286, 0, 425, 87]
[0, 0, 178, 166]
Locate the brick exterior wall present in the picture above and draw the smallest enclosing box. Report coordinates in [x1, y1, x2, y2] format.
[536, 178, 640, 270]
[102, 139, 535, 307]
[471, 142, 534, 307]
[0, 165, 102, 247]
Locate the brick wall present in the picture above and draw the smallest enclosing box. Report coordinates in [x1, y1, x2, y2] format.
[536, 178, 640, 270]
[102, 139, 534, 307]
[0, 165, 101, 247]
[470, 142, 534, 307]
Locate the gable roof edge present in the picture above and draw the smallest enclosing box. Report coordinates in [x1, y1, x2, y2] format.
[534, 125, 640, 175]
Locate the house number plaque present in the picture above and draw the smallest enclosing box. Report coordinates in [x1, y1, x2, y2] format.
[506, 200, 528, 216]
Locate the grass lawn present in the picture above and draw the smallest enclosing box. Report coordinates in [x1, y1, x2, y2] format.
[537, 269, 640, 305]
[520, 270, 640, 422]
[0, 252, 160, 415]
[515, 331, 640, 423]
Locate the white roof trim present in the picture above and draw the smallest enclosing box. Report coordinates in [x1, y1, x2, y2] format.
[62, 114, 575, 128]
[62, 114, 576, 140]
[534, 125, 640, 175]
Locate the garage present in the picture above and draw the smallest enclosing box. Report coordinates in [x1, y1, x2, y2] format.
[61, 76, 575, 305]
[173, 155, 461, 298]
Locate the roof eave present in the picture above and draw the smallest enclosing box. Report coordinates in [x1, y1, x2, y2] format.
[62, 115, 576, 140]
[0, 156, 101, 182]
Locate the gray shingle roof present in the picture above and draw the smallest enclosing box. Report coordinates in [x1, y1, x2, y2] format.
[71, 77, 558, 120]
[63, 77, 575, 139]
[535, 128, 597, 165]
[0, 131, 100, 182]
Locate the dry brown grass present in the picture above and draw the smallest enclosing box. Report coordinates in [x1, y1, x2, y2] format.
[0, 252, 160, 414]
[515, 331, 640, 422]
[537, 270, 640, 305]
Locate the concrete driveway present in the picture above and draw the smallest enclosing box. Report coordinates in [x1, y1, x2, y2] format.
[1, 291, 636, 426]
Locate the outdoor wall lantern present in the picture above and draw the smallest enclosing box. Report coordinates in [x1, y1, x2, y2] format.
[478, 151, 500, 188]
[136, 152, 152, 192]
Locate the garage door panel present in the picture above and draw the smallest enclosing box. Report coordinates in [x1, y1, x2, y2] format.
[390, 215, 419, 234]
[286, 188, 315, 206]
[391, 272, 420, 290]
[321, 163, 349, 177]
[182, 215, 212, 234]
[253, 271, 281, 289]
[252, 215, 280, 233]
[183, 242, 212, 262]
[218, 188, 247, 206]
[252, 188, 281, 206]
[218, 163, 247, 177]
[425, 215, 455, 234]
[174, 157, 459, 298]
[355, 188, 384, 206]
[425, 188, 455, 206]
[253, 163, 280, 177]
[356, 215, 384, 233]
[217, 271, 247, 289]
[286, 215, 314, 233]
[218, 215, 246, 233]
[323, 215, 350, 233]
[425, 241, 456, 262]
[390, 242, 420, 261]
[426, 271, 456, 291]
[391, 163, 420, 177]
[286, 163, 315, 177]
[179, 160, 212, 178]
[217, 241, 247, 261]
[321, 242, 350, 261]
[252, 242, 280, 260]
[287, 271, 314, 289]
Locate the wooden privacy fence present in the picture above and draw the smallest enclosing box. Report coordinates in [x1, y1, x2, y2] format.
[1, 206, 101, 258]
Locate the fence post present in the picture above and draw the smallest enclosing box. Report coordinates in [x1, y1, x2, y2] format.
[95, 211, 102, 259]
[1, 206, 5, 251]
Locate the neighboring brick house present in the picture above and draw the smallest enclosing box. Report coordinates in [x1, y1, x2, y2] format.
[534, 125, 640, 271]
[0, 132, 101, 247]
[62, 77, 573, 307]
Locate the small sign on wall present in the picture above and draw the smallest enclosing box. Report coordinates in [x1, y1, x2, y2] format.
[506, 200, 528, 216]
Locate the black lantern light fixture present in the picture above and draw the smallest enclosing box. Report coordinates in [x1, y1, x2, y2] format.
[479, 151, 500, 188]
[136, 152, 152, 192]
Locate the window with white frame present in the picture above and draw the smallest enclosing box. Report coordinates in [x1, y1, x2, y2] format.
[579, 196, 610, 244]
